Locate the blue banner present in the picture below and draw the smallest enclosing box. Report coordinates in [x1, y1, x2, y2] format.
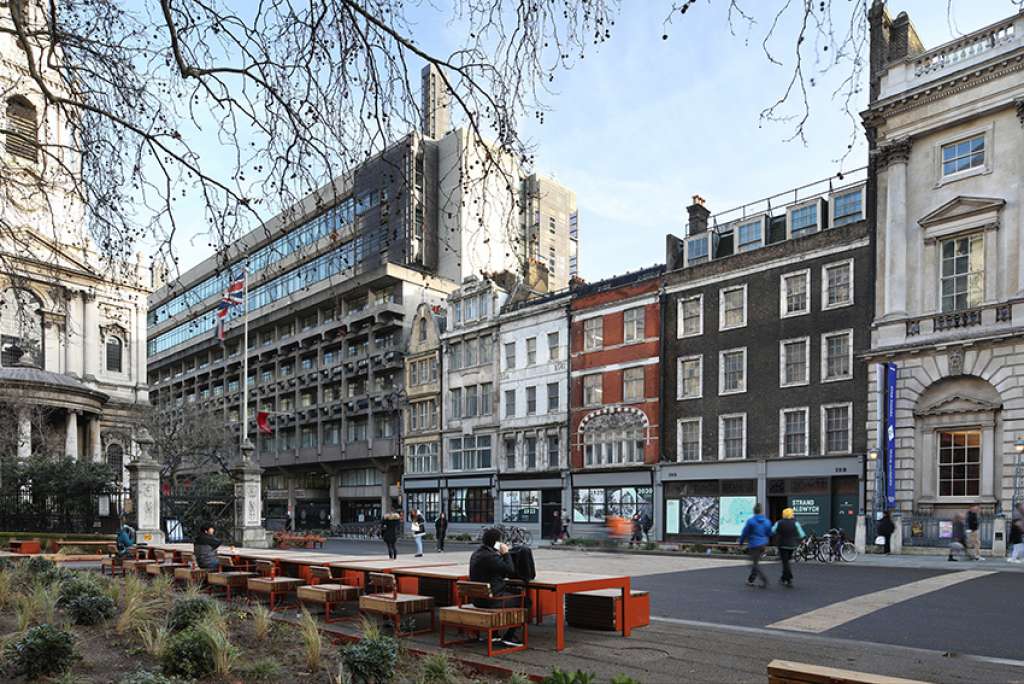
[885, 362, 897, 509]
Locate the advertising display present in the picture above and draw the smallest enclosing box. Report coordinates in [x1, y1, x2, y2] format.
[885, 362, 898, 510]
[678, 496, 719, 536]
[666, 500, 680, 534]
[718, 496, 756, 536]
[788, 496, 829, 533]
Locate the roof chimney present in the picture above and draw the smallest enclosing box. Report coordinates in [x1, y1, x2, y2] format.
[686, 195, 710, 235]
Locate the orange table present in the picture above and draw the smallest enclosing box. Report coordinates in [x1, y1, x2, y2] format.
[391, 564, 470, 604]
[527, 571, 634, 651]
[330, 559, 459, 589]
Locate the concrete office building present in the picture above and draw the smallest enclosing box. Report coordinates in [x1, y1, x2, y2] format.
[147, 66, 577, 527]
[497, 291, 571, 542]
[522, 174, 580, 287]
[864, 4, 1024, 524]
[660, 175, 871, 543]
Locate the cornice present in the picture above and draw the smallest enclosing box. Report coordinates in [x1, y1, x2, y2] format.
[864, 51, 1024, 124]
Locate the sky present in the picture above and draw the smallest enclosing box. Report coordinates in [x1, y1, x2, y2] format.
[164, 0, 1019, 283]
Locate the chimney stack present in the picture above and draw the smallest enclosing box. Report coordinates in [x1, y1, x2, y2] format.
[686, 195, 710, 235]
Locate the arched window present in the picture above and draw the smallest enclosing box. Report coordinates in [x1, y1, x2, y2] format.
[105, 335, 124, 373]
[106, 443, 124, 482]
[6, 96, 37, 162]
[0, 288, 42, 366]
[581, 410, 648, 467]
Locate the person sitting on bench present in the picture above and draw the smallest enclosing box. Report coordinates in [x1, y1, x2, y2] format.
[469, 527, 527, 648]
[193, 523, 222, 571]
[116, 524, 136, 559]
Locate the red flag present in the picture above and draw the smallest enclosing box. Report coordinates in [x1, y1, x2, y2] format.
[256, 411, 273, 434]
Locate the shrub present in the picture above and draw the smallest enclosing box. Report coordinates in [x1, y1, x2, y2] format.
[196, 617, 239, 678]
[610, 676, 642, 684]
[139, 624, 170, 658]
[58, 572, 105, 606]
[66, 594, 117, 625]
[298, 607, 322, 671]
[541, 670, 596, 684]
[167, 595, 218, 633]
[421, 652, 457, 684]
[118, 670, 186, 684]
[161, 628, 215, 680]
[0, 569, 12, 610]
[4, 624, 77, 680]
[250, 603, 273, 640]
[341, 634, 399, 684]
[238, 657, 284, 681]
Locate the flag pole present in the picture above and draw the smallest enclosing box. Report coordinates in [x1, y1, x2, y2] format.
[241, 262, 249, 453]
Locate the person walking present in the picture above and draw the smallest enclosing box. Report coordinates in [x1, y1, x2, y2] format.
[381, 510, 401, 560]
[411, 508, 427, 557]
[629, 513, 643, 548]
[435, 511, 448, 552]
[948, 513, 969, 562]
[552, 508, 562, 544]
[738, 503, 773, 588]
[877, 510, 896, 554]
[771, 508, 805, 587]
[1008, 503, 1024, 563]
[640, 511, 653, 543]
[966, 505, 983, 561]
[560, 509, 570, 542]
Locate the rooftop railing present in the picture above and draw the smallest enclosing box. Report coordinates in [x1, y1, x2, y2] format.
[912, 14, 1021, 79]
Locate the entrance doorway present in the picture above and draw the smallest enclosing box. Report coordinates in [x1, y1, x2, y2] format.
[541, 489, 561, 540]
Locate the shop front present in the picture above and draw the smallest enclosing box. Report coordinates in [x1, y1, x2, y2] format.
[657, 455, 862, 542]
[497, 474, 567, 542]
[570, 469, 654, 539]
[403, 475, 497, 536]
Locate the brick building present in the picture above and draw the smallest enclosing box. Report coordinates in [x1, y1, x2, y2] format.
[568, 266, 663, 536]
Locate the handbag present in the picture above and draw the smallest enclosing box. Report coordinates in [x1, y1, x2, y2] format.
[874, 535, 885, 545]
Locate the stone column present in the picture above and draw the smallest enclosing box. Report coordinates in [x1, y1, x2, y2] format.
[126, 428, 164, 544]
[90, 417, 103, 463]
[66, 291, 84, 377]
[993, 514, 1007, 558]
[65, 409, 79, 461]
[329, 473, 340, 528]
[881, 139, 911, 319]
[16, 409, 31, 460]
[135, 303, 147, 388]
[231, 440, 268, 548]
[83, 294, 99, 380]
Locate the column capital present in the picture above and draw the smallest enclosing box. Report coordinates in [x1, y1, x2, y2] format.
[1016, 97, 1024, 128]
[876, 137, 912, 167]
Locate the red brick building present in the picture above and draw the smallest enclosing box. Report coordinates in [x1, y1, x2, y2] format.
[568, 266, 663, 532]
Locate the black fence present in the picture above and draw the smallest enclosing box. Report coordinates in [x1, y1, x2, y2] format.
[0, 490, 126, 534]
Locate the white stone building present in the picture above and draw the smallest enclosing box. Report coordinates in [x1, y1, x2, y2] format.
[436, 276, 507, 533]
[864, 3, 1024, 521]
[0, 1, 151, 481]
[497, 292, 570, 542]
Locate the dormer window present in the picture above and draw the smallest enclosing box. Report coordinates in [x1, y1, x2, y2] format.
[735, 217, 764, 253]
[788, 203, 819, 238]
[686, 235, 709, 265]
[831, 188, 864, 226]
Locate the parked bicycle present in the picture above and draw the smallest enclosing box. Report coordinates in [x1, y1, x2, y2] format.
[474, 523, 533, 546]
[817, 527, 857, 563]
[793, 532, 820, 562]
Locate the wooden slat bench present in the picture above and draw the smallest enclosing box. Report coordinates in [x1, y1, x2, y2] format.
[767, 660, 932, 684]
[439, 581, 528, 656]
[247, 560, 304, 611]
[207, 556, 257, 603]
[100, 555, 126, 577]
[358, 572, 435, 637]
[145, 550, 188, 578]
[297, 566, 360, 623]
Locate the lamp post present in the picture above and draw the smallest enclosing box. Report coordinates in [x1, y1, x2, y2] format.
[867, 448, 880, 518]
[1013, 434, 1024, 509]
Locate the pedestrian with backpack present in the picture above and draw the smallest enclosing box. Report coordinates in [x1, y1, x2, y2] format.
[738, 503, 772, 588]
[771, 508, 805, 587]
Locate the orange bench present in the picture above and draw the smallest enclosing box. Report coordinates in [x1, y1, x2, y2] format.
[566, 589, 650, 631]
[8, 539, 42, 554]
[440, 581, 529, 656]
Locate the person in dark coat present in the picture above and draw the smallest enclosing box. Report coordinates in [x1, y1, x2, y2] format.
[948, 513, 969, 561]
[435, 512, 448, 552]
[877, 510, 896, 554]
[381, 511, 401, 560]
[193, 523, 222, 571]
[629, 513, 643, 548]
[771, 508, 805, 587]
[469, 527, 525, 646]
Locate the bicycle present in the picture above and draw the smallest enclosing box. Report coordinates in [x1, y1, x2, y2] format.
[817, 528, 857, 562]
[474, 523, 533, 546]
[793, 532, 819, 562]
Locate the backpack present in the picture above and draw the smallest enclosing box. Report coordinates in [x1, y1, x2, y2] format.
[508, 544, 536, 581]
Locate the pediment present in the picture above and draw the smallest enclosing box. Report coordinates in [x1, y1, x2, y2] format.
[1, 229, 97, 277]
[915, 393, 1002, 417]
[918, 196, 1005, 228]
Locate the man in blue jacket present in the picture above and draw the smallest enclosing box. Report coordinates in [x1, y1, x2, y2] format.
[738, 503, 772, 588]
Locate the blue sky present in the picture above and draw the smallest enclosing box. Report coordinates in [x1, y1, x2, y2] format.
[164, 1, 1017, 282]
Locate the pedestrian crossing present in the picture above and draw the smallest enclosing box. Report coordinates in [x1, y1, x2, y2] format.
[766, 570, 994, 633]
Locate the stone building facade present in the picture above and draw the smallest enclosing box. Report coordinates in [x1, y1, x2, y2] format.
[864, 3, 1024, 518]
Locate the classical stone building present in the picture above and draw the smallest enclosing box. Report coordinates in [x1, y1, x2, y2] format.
[0, 1, 151, 481]
[864, 3, 1024, 520]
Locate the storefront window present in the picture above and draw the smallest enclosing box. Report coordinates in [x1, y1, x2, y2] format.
[406, 491, 440, 522]
[573, 486, 652, 523]
[501, 490, 540, 523]
[449, 487, 493, 523]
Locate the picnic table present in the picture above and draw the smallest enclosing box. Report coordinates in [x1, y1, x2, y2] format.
[8, 539, 42, 554]
[391, 564, 470, 605]
[527, 571, 634, 651]
[330, 558, 458, 589]
[55, 539, 116, 553]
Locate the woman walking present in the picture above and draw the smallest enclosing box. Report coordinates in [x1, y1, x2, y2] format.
[381, 510, 401, 560]
[771, 508, 805, 587]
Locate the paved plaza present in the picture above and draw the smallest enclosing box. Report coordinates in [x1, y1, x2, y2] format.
[315, 539, 1024, 682]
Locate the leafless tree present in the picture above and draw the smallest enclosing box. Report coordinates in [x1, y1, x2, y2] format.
[140, 402, 237, 486]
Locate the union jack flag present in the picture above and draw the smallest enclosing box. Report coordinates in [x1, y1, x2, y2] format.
[216, 270, 246, 341]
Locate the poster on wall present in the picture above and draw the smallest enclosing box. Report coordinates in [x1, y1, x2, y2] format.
[678, 496, 719, 536]
[939, 520, 953, 538]
[789, 496, 828, 533]
[885, 362, 898, 509]
[718, 496, 756, 536]
[666, 500, 680, 535]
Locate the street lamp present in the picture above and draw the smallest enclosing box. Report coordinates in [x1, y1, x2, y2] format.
[867, 449, 881, 518]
